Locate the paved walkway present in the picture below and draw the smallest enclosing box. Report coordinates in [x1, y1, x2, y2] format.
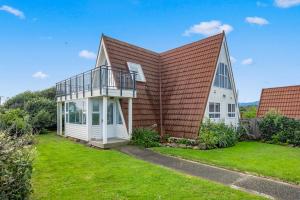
[117, 145, 300, 200]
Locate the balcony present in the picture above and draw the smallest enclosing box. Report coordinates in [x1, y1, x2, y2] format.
[56, 65, 137, 101]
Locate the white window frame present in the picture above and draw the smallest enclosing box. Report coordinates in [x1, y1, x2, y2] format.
[127, 62, 146, 82]
[228, 104, 236, 118]
[92, 100, 100, 126]
[209, 102, 220, 119]
[214, 63, 232, 89]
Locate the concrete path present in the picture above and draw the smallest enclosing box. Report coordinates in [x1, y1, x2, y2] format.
[117, 145, 300, 200]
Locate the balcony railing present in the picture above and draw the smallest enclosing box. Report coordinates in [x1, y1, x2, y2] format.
[56, 65, 136, 98]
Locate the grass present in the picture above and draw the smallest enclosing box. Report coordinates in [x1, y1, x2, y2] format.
[152, 142, 300, 185]
[31, 133, 265, 200]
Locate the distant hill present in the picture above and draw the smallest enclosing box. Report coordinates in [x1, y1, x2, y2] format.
[239, 101, 259, 107]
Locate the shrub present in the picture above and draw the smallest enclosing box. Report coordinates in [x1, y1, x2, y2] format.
[0, 132, 35, 200]
[259, 111, 300, 146]
[131, 128, 160, 148]
[199, 120, 238, 149]
[24, 98, 56, 133]
[0, 109, 32, 136]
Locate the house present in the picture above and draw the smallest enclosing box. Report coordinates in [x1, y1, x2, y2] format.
[56, 32, 240, 148]
[257, 85, 300, 119]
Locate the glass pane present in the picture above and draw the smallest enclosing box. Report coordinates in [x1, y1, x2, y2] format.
[92, 113, 100, 125]
[83, 113, 86, 124]
[232, 104, 235, 112]
[209, 114, 214, 118]
[216, 103, 220, 112]
[215, 114, 220, 118]
[92, 100, 100, 112]
[228, 104, 231, 112]
[209, 103, 214, 112]
[116, 104, 123, 124]
[107, 102, 114, 124]
[66, 113, 69, 123]
[214, 75, 220, 87]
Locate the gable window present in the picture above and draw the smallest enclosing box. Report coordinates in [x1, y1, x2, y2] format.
[92, 100, 100, 125]
[214, 63, 232, 89]
[127, 62, 146, 82]
[228, 104, 236, 118]
[209, 102, 220, 118]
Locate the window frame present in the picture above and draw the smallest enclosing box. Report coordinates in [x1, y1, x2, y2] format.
[228, 104, 236, 118]
[209, 102, 221, 119]
[127, 62, 146, 82]
[92, 100, 100, 126]
[67, 100, 86, 125]
[214, 63, 232, 89]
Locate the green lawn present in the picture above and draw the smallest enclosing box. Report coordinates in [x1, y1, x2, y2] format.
[152, 142, 300, 185]
[31, 133, 265, 200]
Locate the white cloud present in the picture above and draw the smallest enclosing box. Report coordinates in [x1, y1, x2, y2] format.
[183, 20, 233, 36]
[32, 71, 48, 79]
[241, 58, 253, 65]
[275, 0, 300, 8]
[78, 50, 97, 60]
[246, 17, 269, 25]
[230, 56, 237, 64]
[0, 5, 25, 19]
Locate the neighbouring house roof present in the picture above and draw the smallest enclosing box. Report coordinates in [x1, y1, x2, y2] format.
[102, 33, 224, 138]
[257, 85, 300, 119]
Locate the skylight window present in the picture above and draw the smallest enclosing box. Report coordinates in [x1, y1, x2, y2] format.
[127, 62, 146, 82]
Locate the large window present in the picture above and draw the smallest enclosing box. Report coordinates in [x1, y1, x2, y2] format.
[127, 62, 146, 82]
[67, 101, 86, 124]
[228, 104, 236, 118]
[209, 102, 220, 119]
[92, 100, 100, 125]
[214, 63, 232, 89]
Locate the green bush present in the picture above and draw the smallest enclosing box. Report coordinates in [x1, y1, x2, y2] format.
[0, 109, 32, 136]
[3, 87, 57, 133]
[259, 111, 300, 146]
[199, 120, 238, 149]
[131, 128, 160, 148]
[0, 132, 35, 200]
[24, 98, 56, 133]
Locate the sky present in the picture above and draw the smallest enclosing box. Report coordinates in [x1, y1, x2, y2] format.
[0, 0, 300, 102]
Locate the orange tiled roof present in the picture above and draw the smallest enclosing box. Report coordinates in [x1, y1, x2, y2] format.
[257, 85, 300, 119]
[103, 33, 224, 138]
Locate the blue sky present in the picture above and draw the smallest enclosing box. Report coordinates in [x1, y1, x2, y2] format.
[0, 0, 300, 102]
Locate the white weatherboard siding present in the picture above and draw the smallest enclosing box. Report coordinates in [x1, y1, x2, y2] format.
[203, 38, 240, 127]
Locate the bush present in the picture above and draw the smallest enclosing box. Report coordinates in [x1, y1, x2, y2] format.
[259, 111, 300, 146]
[0, 109, 32, 136]
[199, 120, 238, 149]
[131, 128, 160, 148]
[24, 98, 56, 133]
[0, 132, 35, 200]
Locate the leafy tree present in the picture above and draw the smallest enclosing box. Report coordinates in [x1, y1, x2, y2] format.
[240, 106, 257, 119]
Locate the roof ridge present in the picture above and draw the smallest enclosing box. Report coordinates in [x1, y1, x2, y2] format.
[102, 32, 224, 55]
[262, 85, 300, 90]
[102, 34, 159, 55]
[159, 32, 224, 55]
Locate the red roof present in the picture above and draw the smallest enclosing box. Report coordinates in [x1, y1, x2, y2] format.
[257, 85, 300, 119]
[103, 33, 224, 138]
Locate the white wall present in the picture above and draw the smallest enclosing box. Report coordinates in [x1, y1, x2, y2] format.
[203, 38, 240, 127]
